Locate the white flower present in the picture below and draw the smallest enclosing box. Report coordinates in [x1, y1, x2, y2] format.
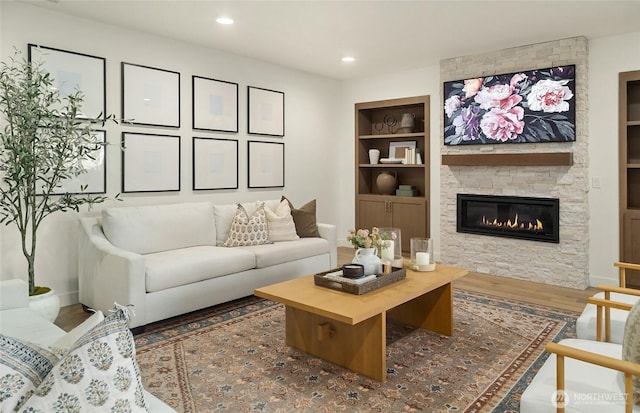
[527, 79, 573, 113]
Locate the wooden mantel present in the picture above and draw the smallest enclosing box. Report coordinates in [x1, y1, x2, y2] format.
[441, 152, 573, 166]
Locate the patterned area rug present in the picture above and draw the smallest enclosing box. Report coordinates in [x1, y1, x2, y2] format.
[134, 290, 578, 412]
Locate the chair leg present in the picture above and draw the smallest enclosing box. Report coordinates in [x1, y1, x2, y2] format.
[556, 354, 565, 413]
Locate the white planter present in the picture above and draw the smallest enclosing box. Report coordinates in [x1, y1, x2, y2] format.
[28, 288, 60, 322]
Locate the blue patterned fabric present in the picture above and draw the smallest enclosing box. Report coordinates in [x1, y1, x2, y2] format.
[0, 334, 59, 411]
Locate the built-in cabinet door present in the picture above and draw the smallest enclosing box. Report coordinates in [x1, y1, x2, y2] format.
[357, 195, 427, 253]
[624, 211, 640, 287]
[389, 198, 427, 252]
[357, 198, 391, 230]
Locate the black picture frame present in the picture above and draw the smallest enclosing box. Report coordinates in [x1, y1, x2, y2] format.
[247, 140, 284, 188]
[28, 44, 106, 120]
[121, 132, 181, 193]
[192, 76, 238, 133]
[122, 62, 181, 128]
[192, 137, 239, 190]
[247, 86, 285, 137]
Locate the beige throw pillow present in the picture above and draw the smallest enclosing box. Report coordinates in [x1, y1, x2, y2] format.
[223, 204, 272, 247]
[263, 200, 299, 242]
[281, 196, 320, 238]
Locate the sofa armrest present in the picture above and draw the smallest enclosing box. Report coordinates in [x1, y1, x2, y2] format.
[0, 279, 29, 310]
[316, 223, 337, 268]
[78, 217, 147, 328]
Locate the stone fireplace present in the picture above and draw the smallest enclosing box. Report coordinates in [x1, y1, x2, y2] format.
[457, 194, 560, 243]
[439, 37, 589, 289]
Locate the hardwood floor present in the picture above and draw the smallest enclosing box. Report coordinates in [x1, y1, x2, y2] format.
[55, 247, 597, 331]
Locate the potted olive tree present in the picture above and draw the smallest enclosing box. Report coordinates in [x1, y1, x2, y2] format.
[0, 52, 114, 320]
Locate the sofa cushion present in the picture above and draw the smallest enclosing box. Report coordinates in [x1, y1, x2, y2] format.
[264, 199, 299, 242]
[0, 334, 60, 412]
[576, 291, 639, 344]
[144, 246, 256, 292]
[282, 196, 320, 238]
[22, 306, 148, 412]
[102, 202, 216, 255]
[214, 199, 280, 246]
[239, 237, 329, 268]
[223, 204, 272, 247]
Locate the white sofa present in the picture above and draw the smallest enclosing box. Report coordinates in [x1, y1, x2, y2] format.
[0, 279, 175, 412]
[78, 199, 337, 329]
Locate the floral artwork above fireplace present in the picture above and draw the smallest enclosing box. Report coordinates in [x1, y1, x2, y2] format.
[443, 65, 575, 146]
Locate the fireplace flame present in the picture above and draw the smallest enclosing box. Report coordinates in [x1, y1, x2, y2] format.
[482, 214, 543, 231]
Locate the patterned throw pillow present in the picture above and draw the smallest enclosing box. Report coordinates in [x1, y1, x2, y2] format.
[622, 299, 640, 405]
[223, 204, 272, 247]
[21, 306, 148, 412]
[0, 335, 59, 412]
[263, 200, 299, 242]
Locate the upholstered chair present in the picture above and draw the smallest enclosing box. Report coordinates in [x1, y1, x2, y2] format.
[520, 293, 640, 412]
[577, 262, 640, 344]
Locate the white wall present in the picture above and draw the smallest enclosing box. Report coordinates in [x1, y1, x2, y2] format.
[588, 31, 640, 285]
[0, 2, 341, 305]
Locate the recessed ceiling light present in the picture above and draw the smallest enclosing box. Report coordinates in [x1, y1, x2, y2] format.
[216, 17, 234, 25]
[341, 56, 356, 62]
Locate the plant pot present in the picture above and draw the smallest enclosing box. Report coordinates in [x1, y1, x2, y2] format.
[28, 287, 60, 322]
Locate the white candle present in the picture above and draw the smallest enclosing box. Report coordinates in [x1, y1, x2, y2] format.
[416, 252, 430, 265]
[381, 241, 394, 261]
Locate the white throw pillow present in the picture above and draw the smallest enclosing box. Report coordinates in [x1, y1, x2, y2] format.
[223, 204, 272, 247]
[49, 310, 104, 355]
[263, 200, 299, 242]
[21, 306, 148, 412]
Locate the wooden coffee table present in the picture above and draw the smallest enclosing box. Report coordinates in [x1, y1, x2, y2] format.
[254, 264, 468, 382]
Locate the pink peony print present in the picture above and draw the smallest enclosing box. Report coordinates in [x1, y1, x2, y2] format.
[527, 79, 573, 112]
[462, 78, 483, 98]
[480, 107, 525, 142]
[474, 84, 522, 110]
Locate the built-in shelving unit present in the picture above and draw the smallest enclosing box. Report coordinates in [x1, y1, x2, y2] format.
[355, 96, 430, 252]
[620, 70, 640, 286]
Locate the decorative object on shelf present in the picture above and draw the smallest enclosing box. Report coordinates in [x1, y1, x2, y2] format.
[388, 140, 417, 162]
[377, 227, 402, 267]
[383, 114, 397, 134]
[0, 50, 118, 302]
[374, 122, 384, 133]
[368, 148, 380, 164]
[192, 137, 238, 190]
[379, 158, 403, 164]
[443, 65, 575, 145]
[398, 113, 416, 133]
[192, 75, 238, 133]
[410, 237, 436, 271]
[248, 140, 285, 188]
[122, 132, 181, 193]
[376, 170, 397, 195]
[248, 86, 285, 137]
[122, 62, 180, 128]
[396, 185, 417, 197]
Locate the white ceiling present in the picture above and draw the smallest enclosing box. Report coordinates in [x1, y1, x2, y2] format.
[25, 0, 640, 80]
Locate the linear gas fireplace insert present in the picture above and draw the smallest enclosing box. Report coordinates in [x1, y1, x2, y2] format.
[457, 194, 560, 243]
